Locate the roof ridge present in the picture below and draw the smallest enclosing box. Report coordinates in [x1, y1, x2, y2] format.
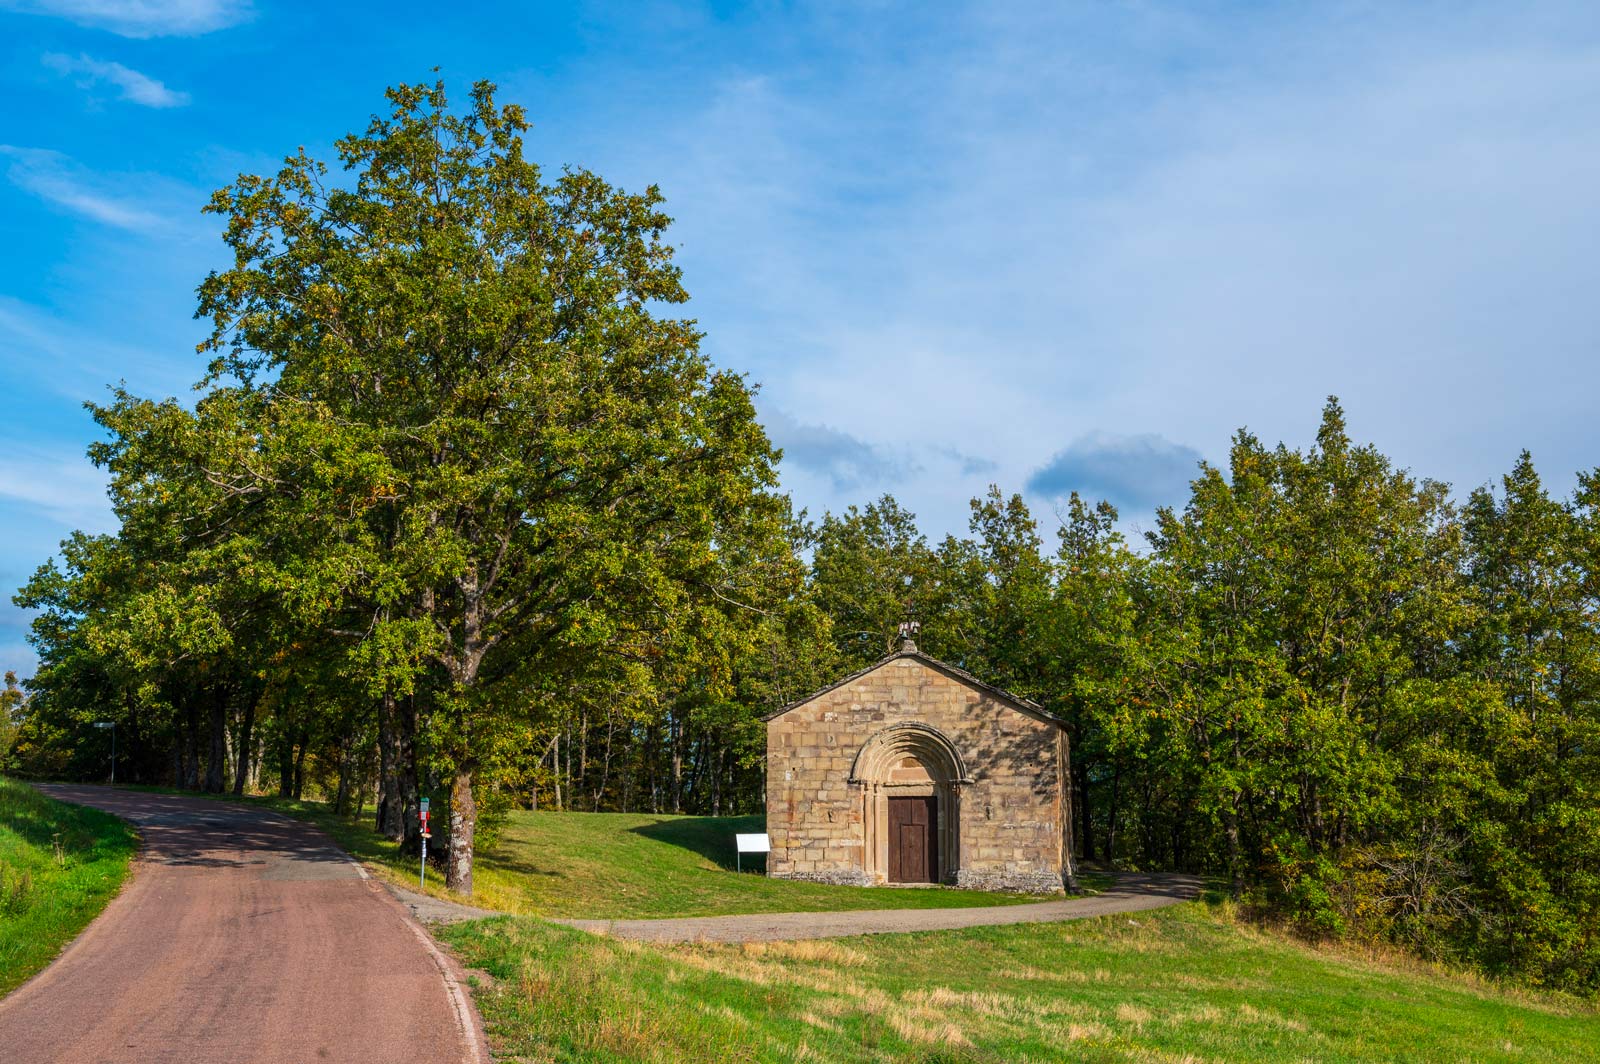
[761, 648, 1059, 725]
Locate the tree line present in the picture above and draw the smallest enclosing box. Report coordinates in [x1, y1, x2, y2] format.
[3, 80, 1595, 991]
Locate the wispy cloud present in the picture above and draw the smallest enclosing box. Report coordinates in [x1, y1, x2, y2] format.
[0, 296, 196, 399]
[0, 446, 112, 531]
[1027, 433, 1203, 513]
[0, 0, 249, 37]
[1, 146, 172, 231]
[42, 52, 189, 108]
[761, 406, 915, 490]
[935, 447, 998, 478]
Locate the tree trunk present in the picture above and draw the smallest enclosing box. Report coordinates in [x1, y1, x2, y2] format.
[232, 692, 256, 796]
[446, 767, 476, 896]
[1073, 755, 1094, 861]
[1224, 796, 1244, 898]
[646, 721, 659, 814]
[182, 703, 201, 790]
[277, 725, 295, 798]
[292, 728, 308, 800]
[205, 690, 228, 794]
[249, 731, 263, 790]
[398, 694, 422, 853]
[553, 732, 563, 811]
[670, 713, 684, 814]
[1105, 762, 1122, 866]
[334, 733, 352, 815]
[593, 717, 615, 812]
[376, 690, 412, 840]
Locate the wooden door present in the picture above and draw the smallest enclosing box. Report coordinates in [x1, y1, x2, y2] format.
[888, 796, 939, 883]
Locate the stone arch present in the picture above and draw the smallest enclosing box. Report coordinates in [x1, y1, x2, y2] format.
[849, 722, 973, 787]
[850, 723, 970, 884]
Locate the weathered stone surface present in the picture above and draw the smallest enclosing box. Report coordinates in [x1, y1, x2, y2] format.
[766, 651, 1068, 893]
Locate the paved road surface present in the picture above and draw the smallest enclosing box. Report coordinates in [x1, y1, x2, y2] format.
[0, 786, 485, 1064]
[557, 871, 1204, 943]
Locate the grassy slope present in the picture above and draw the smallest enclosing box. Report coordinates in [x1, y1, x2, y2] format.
[123, 789, 1050, 917]
[442, 904, 1600, 1064]
[467, 811, 1055, 916]
[0, 777, 137, 997]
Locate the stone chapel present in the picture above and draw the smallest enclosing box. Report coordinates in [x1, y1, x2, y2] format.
[764, 633, 1074, 893]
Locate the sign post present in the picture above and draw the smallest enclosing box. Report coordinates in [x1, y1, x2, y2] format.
[419, 797, 431, 889]
[93, 722, 115, 784]
[735, 832, 770, 874]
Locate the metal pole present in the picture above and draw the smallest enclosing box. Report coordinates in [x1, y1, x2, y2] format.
[110, 723, 115, 786]
[420, 833, 427, 890]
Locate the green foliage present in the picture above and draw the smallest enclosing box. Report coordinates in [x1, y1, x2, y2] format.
[12, 77, 797, 893]
[0, 673, 22, 773]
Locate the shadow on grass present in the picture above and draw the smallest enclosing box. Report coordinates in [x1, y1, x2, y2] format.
[628, 814, 765, 872]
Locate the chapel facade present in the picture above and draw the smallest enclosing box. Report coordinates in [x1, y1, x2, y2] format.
[764, 637, 1074, 893]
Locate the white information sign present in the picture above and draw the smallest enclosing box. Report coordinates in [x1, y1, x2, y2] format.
[735, 832, 770, 873]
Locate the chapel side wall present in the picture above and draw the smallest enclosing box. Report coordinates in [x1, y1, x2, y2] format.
[766, 657, 1066, 891]
[950, 682, 1065, 894]
[765, 691, 868, 885]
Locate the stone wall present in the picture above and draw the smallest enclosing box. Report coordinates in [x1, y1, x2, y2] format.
[765, 654, 1067, 892]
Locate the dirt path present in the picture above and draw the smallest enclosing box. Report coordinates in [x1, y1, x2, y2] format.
[0, 786, 487, 1064]
[557, 871, 1204, 944]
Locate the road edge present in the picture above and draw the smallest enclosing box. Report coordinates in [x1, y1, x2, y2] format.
[325, 815, 493, 1064]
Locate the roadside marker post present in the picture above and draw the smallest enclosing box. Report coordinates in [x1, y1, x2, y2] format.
[93, 721, 115, 784]
[419, 798, 431, 890]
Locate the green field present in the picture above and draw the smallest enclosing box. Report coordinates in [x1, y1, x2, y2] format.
[0, 778, 137, 997]
[442, 904, 1600, 1063]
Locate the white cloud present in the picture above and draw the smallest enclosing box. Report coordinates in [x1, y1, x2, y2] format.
[0, 0, 249, 37]
[0, 145, 208, 236]
[43, 52, 190, 108]
[0, 296, 196, 399]
[0, 146, 164, 230]
[0, 447, 112, 531]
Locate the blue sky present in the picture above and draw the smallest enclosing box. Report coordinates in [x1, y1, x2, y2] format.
[3, 0, 1600, 678]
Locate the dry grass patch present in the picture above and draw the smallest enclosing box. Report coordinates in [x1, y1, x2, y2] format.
[442, 903, 1600, 1063]
[1235, 1002, 1308, 1032]
[740, 938, 870, 967]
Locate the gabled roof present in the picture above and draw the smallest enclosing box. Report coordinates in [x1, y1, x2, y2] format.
[762, 646, 1064, 727]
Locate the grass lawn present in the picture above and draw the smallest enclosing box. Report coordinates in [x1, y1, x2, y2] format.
[119, 788, 1060, 917]
[0, 777, 137, 997]
[464, 810, 1064, 917]
[441, 903, 1600, 1063]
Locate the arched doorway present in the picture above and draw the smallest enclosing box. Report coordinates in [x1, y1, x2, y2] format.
[849, 723, 972, 884]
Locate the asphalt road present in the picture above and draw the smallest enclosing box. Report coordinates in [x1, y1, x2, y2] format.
[0, 786, 486, 1064]
[558, 871, 1205, 943]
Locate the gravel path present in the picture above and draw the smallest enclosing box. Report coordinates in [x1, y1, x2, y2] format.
[0, 786, 488, 1064]
[555, 871, 1204, 944]
[385, 881, 500, 925]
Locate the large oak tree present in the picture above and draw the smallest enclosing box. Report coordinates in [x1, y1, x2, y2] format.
[192, 79, 784, 893]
